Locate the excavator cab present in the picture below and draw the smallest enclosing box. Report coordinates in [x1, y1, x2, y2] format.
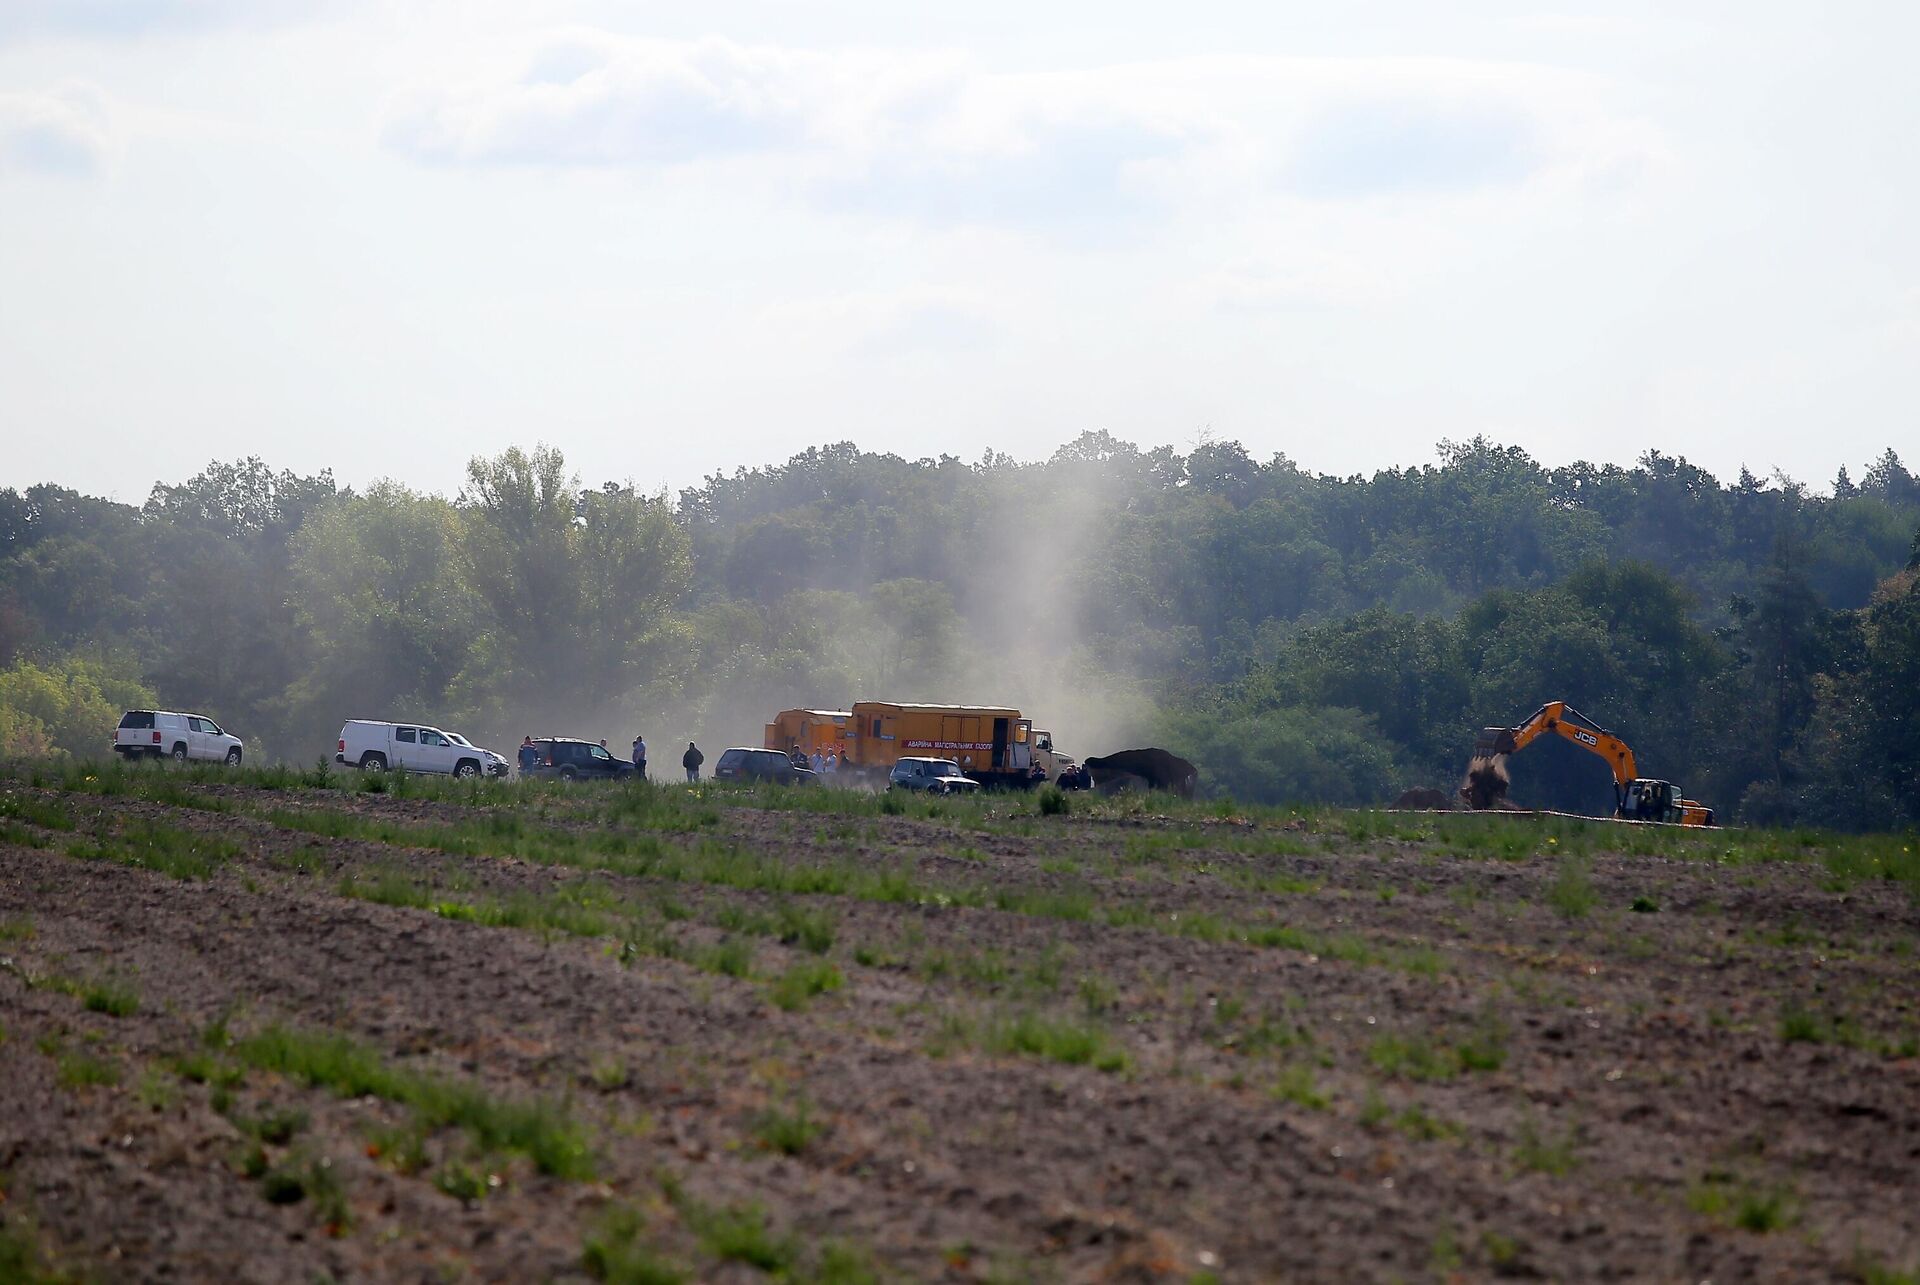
[1621, 779, 1682, 823]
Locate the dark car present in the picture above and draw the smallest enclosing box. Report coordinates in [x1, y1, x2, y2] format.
[712, 747, 818, 786]
[524, 738, 635, 781]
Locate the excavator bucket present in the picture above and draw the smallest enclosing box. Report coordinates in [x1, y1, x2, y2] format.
[1461, 728, 1517, 810]
[1473, 727, 1518, 758]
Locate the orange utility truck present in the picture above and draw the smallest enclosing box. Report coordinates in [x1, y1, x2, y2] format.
[763, 709, 852, 762]
[844, 701, 1039, 789]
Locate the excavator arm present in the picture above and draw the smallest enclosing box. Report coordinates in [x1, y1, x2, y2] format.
[1469, 700, 1713, 823]
[1473, 701, 1638, 809]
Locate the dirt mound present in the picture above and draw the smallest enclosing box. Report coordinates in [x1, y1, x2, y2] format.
[1393, 787, 1452, 811]
[1460, 754, 1517, 810]
[1083, 748, 1199, 799]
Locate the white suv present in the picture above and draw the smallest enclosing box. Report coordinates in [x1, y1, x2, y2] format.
[887, 757, 980, 794]
[335, 720, 507, 779]
[115, 710, 244, 765]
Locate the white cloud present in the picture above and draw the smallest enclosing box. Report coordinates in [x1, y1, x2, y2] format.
[754, 287, 1003, 357]
[379, 35, 1665, 225]
[0, 83, 112, 176]
[384, 34, 825, 166]
[0, 0, 329, 42]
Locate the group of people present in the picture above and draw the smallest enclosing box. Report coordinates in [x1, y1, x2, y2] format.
[633, 735, 706, 782]
[513, 734, 706, 782]
[787, 745, 844, 775]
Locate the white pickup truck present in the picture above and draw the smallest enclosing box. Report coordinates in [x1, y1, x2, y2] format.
[115, 710, 244, 765]
[335, 720, 507, 778]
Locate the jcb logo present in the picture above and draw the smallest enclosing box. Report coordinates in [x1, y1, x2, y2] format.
[1574, 730, 1599, 747]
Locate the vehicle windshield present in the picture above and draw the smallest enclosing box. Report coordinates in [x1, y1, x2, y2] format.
[930, 761, 964, 777]
[447, 733, 471, 746]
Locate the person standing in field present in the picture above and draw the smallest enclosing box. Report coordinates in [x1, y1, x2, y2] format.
[631, 733, 647, 781]
[682, 742, 704, 782]
[518, 735, 538, 777]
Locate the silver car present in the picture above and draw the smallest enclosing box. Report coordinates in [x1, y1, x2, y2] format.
[887, 757, 981, 794]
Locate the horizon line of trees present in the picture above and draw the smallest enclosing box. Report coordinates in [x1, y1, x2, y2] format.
[2, 436, 1916, 829]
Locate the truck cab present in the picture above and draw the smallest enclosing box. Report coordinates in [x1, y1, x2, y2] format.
[1029, 729, 1077, 781]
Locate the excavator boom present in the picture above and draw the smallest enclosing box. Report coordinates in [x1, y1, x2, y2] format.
[1465, 700, 1714, 825]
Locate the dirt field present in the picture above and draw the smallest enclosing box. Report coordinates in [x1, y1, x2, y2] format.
[2, 764, 1916, 1283]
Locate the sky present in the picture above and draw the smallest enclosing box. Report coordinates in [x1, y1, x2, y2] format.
[1, 1, 1915, 503]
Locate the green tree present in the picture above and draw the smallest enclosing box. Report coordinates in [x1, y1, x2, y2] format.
[285, 483, 481, 734]
[0, 655, 155, 757]
[1160, 704, 1401, 806]
[456, 447, 693, 729]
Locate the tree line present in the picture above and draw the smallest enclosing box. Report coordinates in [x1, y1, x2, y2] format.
[2, 437, 1916, 828]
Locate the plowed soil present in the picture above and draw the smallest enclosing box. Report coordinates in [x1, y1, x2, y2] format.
[1, 767, 1916, 1283]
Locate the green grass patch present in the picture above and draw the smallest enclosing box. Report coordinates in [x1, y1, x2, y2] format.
[1269, 1063, 1329, 1110]
[237, 1105, 310, 1145]
[1369, 1018, 1506, 1083]
[233, 1024, 594, 1179]
[0, 1212, 84, 1285]
[65, 819, 240, 880]
[750, 1099, 824, 1155]
[982, 1010, 1130, 1073]
[259, 1150, 352, 1232]
[693, 936, 754, 979]
[0, 793, 78, 831]
[81, 977, 139, 1017]
[680, 1198, 800, 1275]
[583, 1205, 687, 1284]
[54, 1050, 119, 1090]
[1776, 1003, 1917, 1058]
[769, 959, 843, 1012]
[1546, 855, 1598, 920]
[1686, 1172, 1797, 1232]
[432, 1159, 492, 1203]
[1513, 1116, 1580, 1176]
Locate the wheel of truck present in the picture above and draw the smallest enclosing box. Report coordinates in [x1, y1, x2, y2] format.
[171, 743, 189, 762]
[454, 760, 480, 780]
[225, 747, 242, 768]
[359, 752, 387, 772]
[558, 766, 577, 781]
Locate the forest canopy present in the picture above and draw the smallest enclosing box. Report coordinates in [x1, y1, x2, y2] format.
[2, 436, 1917, 829]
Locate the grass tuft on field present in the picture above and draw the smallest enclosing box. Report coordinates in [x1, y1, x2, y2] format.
[233, 1024, 595, 1179]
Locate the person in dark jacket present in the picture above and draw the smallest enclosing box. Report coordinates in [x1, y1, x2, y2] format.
[631, 734, 647, 781]
[517, 735, 538, 776]
[682, 742, 704, 782]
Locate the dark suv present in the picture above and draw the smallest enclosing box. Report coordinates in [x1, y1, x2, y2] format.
[713, 747, 817, 786]
[524, 738, 635, 781]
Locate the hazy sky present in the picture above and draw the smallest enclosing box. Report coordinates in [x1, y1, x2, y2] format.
[2, 1, 1915, 502]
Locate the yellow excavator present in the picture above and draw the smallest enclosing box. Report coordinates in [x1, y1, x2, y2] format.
[1469, 701, 1716, 826]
